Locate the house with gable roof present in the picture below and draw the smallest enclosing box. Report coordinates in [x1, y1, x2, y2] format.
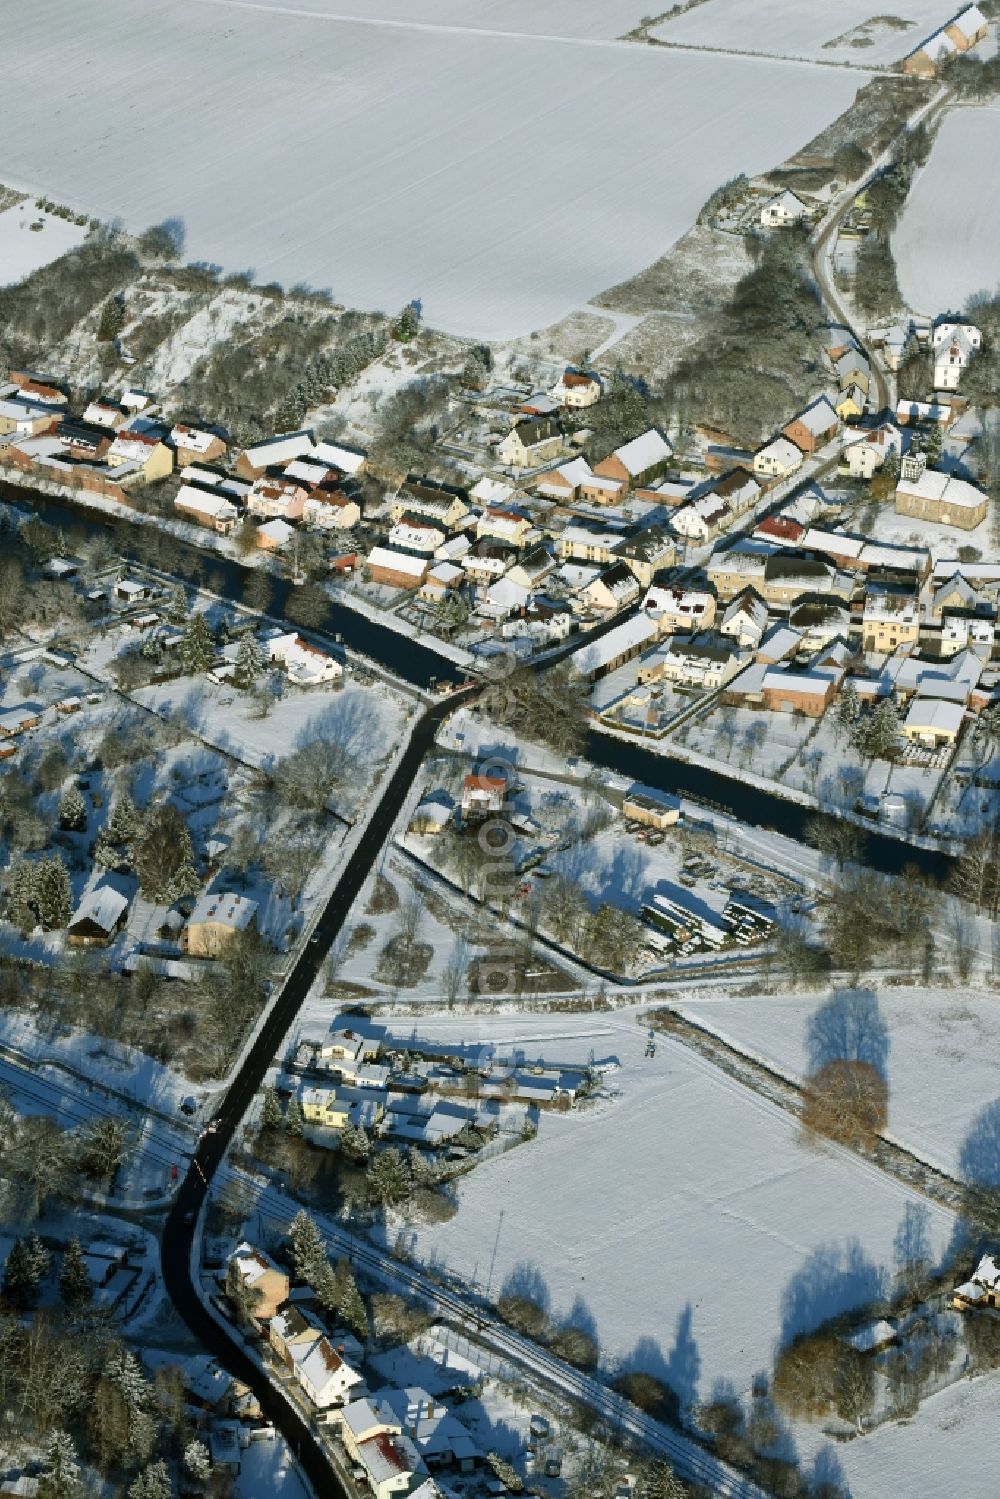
[760, 189, 806, 228]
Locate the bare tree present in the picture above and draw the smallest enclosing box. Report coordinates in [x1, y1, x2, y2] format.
[801, 1060, 888, 1153]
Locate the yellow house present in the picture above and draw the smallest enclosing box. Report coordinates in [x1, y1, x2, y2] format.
[298, 1086, 351, 1130]
[229, 1243, 290, 1320]
[183, 891, 258, 957]
[105, 428, 174, 482]
[836, 385, 866, 422]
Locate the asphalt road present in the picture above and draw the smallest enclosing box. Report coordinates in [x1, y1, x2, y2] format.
[159, 688, 471, 1495]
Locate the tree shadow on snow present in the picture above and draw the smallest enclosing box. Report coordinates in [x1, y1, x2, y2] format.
[780, 1240, 887, 1345]
[805, 987, 889, 1077]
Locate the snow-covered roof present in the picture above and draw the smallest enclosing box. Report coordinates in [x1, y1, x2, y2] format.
[367, 545, 428, 577]
[791, 396, 839, 436]
[470, 476, 515, 506]
[175, 485, 237, 522]
[189, 891, 258, 931]
[904, 697, 964, 733]
[756, 437, 802, 467]
[537, 456, 593, 492]
[763, 188, 805, 217]
[69, 884, 129, 933]
[612, 428, 672, 476]
[573, 613, 658, 673]
[257, 518, 295, 546]
[897, 467, 986, 509]
[313, 439, 367, 475]
[170, 423, 219, 452]
[243, 430, 314, 468]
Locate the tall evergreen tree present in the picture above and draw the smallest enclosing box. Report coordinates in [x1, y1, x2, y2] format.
[58, 1238, 92, 1311]
[338, 1266, 369, 1342]
[26, 1232, 53, 1284]
[2, 1237, 37, 1309]
[261, 1085, 282, 1131]
[58, 784, 87, 832]
[235, 633, 264, 688]
[38, 1430, 81, 1499]
[5, 858, 38, 930]
[284, 1095, 305, 1138]
[184, 1439, 211, 1486]
[36, 856, 72, 929]
[179, 612, 215, 674]
[128, 1460, 171, 1499]
[289, 1209, 325, 1284]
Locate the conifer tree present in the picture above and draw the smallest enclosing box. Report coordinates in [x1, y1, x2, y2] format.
[261, 1085, 282, 1131]
[289, 1209, 325, 1283]
[36, 856, 72, 929]
[4, 858, 38, 930]
[284, 1095, 305, 1138]
[38, 1430, 81, 1499]
[338, 1266, 369, 1342]
[179, 612, 215, 674]
[235, 634, 264, 688]
[2, 1236, 37, 1309]
[27, 1232, 53, 1284]
[59, 784, 87, 832]
[59, 1238, 92, 1311]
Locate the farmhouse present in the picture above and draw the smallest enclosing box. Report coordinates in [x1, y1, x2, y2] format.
[170, 423, 227, 466]
[67, 885, 130, 947]
[550, 369, 602, 408]
[753, 437, 803, 481]
[389, 514, 447, 555]
[783, 396, 839, 455]
[534, 455, 594, 501]
[760, 189, 805, 228]
[843, 423, 902, 479]
[497, 417, 565, 469]
[174, 485, 238, 534]
[303, 492, 361, 530]
[594, 428, 673, 487]
[643, 582, 717, 633]
[184, 891, 257, 957]
[227, 1244, 289, 1320]
[953, 1253, 1000, 1311]
[0, 703, 43, 739]
[476, 505, 534, 546]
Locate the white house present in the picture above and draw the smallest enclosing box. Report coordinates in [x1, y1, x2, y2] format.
[760, 189, 806, 228]
[753, 437, 803, 481]
[720, 590, 769, 648]
[933, 320, 981, 391]
[843, 423, 902, 480]
[263, 629, 343, 685]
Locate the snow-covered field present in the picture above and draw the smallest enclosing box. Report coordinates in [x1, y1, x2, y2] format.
[398, 1006, 955, 1398]
[679, 986, 1000, 1178]
[797, 1368, 1000, 1499]
[0, 199, 88, 284]
[1, 0, 862, 336]
[894, 107, 1000, 315]
[651, 0, 950, 64]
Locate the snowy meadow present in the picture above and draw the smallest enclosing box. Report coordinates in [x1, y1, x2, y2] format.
[1, 0, 864, 336]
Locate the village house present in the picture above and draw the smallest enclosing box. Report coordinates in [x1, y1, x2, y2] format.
[314, 439, 367, 478]
[952, 1253, 1000, 1311]
[67, 885, 131, 947]
[419, 560, 465, 601]
[497, 417, 565, 469]
[789, 600, 852, 652]
[520, 391, 561, 417]
[183, 891, 258, 957]
[298, 1086, 352, 1130]
[250, 520, 292, 554]
[901, 696, 965, 749]
[835, 348, 871, 393]
[0, 396, 59, 437]
[720, 588, 769, 648]
[932, 318, 982, 391]
[476, 505, 534, 547]
[761, 666, 840, 716]
[55, 419, 112, 462]
[863, 586, 920, 653]
[507, 544, 556, 591]
[174, 485, 239, 534]
[366, 546, 429, 589]
[643, 582, 717, 633]
[549, 369, 602, 408]
[105, 428, 174, 482]
[610, 527, 676, 587]
[594, 428, 673, 488]
[461, 771, 507, 819]
[264, 630, 342, 685]
[235, 429, 316, 480]
[389, 478, 469, 531]
[555, 523, 624, 566]
[270, 1308, 363, 1410]
[8, 370, 68, 406]
[753, 436, 803, 482]
[322, 1019, 384, 1066]
[895, 398, 954, 428]
[670, 493, 731, 545]
[389, 514, 447, 554]
[783, 396, 839, 455]
[755, 513, 805, 546]
[464, 540, 516, 588]
[761, 552, 850, 610]
[760, 189, 806, 228]
[583, 561, 642, 613]
[227, 1243, 289, 1320]
[534, 455, 596, 502]
[907, 4, 988, 70]
[712, 468, 761, 517]
[645, 632, 748, 690]
[929, 570, 990, 619]
[82, 397, 130, 430]
[247, 474, 308, 521]
[843, 423, 902, 479]
[170, 422, 228, 466]
[303, 491, 362, 530]
[895, 452, 988, 530]
[835, 385, 866, 423]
